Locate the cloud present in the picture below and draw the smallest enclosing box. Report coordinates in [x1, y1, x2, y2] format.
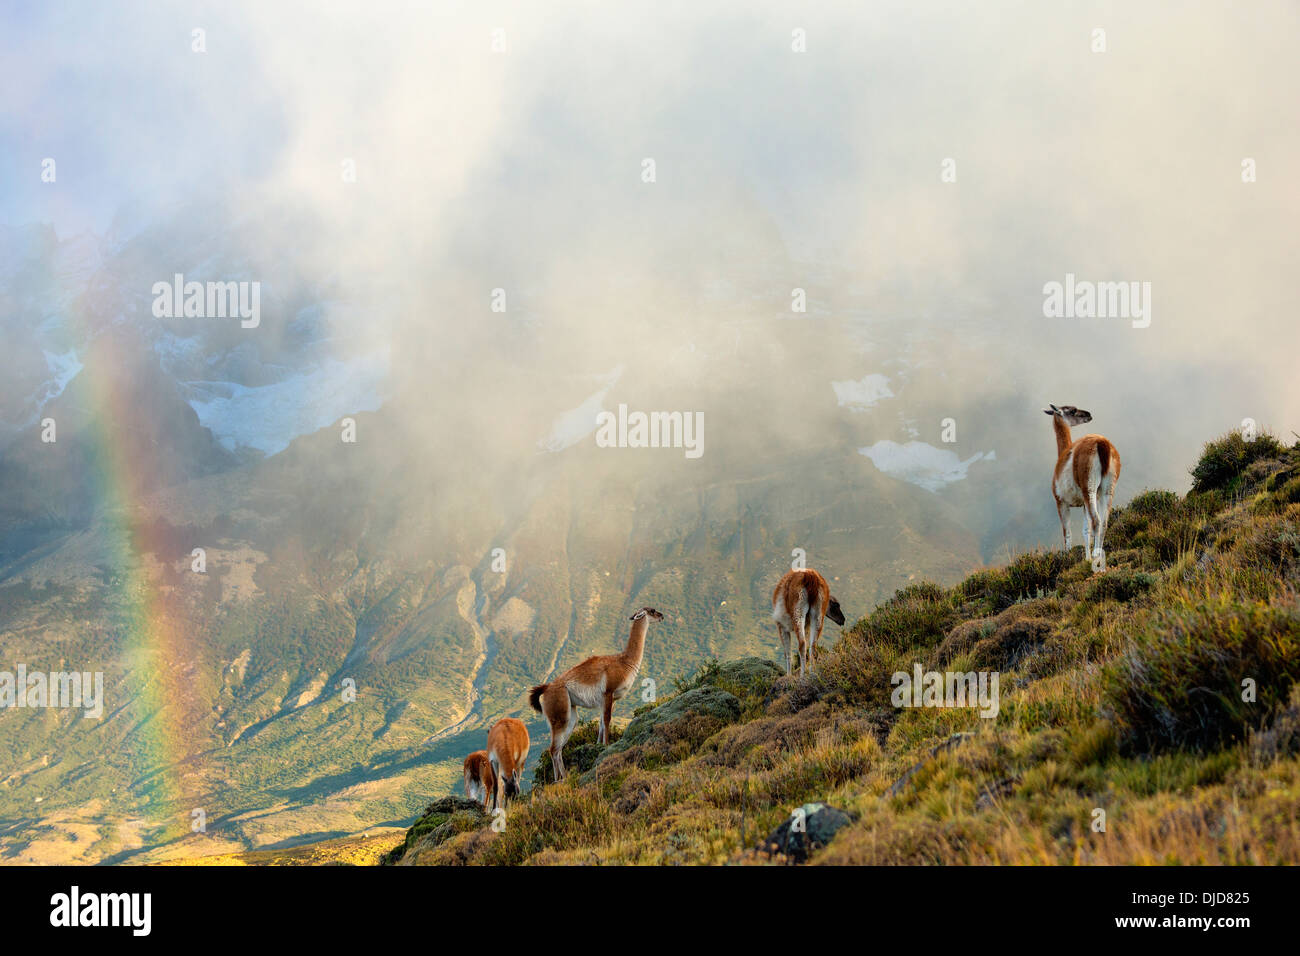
[3, 0, 1297, 520]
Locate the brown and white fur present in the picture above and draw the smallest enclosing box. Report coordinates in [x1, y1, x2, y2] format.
[528, 607, 664, 782]
[462, 749, 496, 811]
[1045, 404, 1121, 569]
[485, 717, 529, 811]
[772, 569, 846, 677]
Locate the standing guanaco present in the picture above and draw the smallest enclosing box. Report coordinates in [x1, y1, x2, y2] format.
[772, 569, 845, 677]
[1044, 404, 1121, 568]
[462, 750, 495, 811]
[528, 607, 664, 782]
[486, 717, 529, 811]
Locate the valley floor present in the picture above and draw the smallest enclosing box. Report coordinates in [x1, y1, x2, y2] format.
[160, 828, 406, 866]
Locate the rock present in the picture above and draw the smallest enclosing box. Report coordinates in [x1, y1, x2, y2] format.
[383, 795, 484, 864]
[713, 657, 784, 692]
[420, 795, 483, 817]
[583, 686, 742, 777]
[613, 686, 740, 750]
[760, 802, 857, 863]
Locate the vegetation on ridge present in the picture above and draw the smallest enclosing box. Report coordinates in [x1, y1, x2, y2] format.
[388, 430, 1300, 865]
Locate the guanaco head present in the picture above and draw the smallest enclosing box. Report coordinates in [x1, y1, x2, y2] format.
[1043, 404, 1093, 427]
[827, 596, 846, 626]
[503, 775, 521, 799]
[630, 607, 664, 622]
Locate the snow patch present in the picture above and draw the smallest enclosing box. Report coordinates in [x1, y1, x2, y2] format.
[25, 349, 84, 411]
[831, 374, 894, 411]
[538, 366, 624, 453]
[187, 351, 388, 456]
[858, 440, 994, 492]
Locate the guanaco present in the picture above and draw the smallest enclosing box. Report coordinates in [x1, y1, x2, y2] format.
[772, 568, 845, 677]
[528, 607, 664, 782]
[1044, 404, 1121, 568]
[462, 750, 495, 811]
[486, 717, 530, 811]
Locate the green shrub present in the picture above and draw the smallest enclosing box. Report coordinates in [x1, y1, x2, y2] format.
[820, 633, 914, 709]
[1102, 602, 1300, 754]
[1264, 457, 1300, 494]
[958, 550, 1073, 612]
[1105, 489, 1212, 562]
[1275, 477, 1300, 505]
[1190, 431, 1284, 495]
[1082, 569, 1157, 604]
[1106, 489, 1178, 549]
[846, 582, 959, 650]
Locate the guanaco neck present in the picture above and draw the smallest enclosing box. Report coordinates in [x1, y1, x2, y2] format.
[1051, 415, 1072, 458]
[620, 615, 650, 671]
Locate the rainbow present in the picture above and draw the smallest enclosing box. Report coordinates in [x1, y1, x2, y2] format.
[60, 319, 200, 832]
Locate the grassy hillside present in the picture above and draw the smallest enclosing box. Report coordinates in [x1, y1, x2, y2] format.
[389, 430, 1300, 865]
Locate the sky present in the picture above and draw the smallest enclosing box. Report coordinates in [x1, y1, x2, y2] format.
[3, 0, 1298, 511]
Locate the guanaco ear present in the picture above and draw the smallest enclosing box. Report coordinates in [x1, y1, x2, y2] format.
[630, 608, 647, 621]
[1043, 407, 1057, 416]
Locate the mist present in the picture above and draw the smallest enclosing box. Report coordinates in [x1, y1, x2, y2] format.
[4, 0, 1298, 554]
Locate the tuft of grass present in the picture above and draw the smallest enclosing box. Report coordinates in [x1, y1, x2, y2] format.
[532, 720, 621, 789]
[476, 786, 616, 866]
[1102, 602, 1300, 754]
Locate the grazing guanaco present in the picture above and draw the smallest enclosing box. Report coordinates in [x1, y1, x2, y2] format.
[462, 750, 495, 811]
[1044, 404, 1122, 569]
[772, 569, 845, 677]
[528, 607, 664, 782]
[486, 717, 530, 811]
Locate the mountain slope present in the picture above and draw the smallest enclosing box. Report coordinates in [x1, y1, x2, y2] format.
[388, 431, 1300, 865]
[0, 387, 987, 863]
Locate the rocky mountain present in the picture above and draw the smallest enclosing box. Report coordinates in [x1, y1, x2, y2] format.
[0, 211, 1056, 863]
